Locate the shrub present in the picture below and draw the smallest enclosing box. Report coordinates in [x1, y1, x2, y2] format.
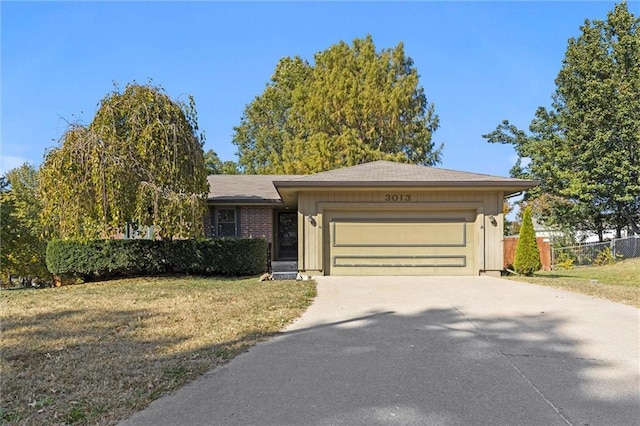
[593, 247, 624, 266]
[553, 250, 576, 270]
[162, 239, 267, 276]
[46, 240, 166, 278]
[46, 238, 267, 282]
[514, 207, 541, 276]
[216, 238, 269, 275]
[555, 257, 575, 270]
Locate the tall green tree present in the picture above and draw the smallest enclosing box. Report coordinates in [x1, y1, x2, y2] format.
[39, 83, 208, 240]
[0, 164, 50, 284]
[204, 149, 239, 175]
[234, 56, 310, 174]
[484, 2, 639, 239]
[233, 35, 443, 174]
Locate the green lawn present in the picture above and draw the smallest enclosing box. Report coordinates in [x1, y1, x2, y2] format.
[508, 257, 640, 307]
[0, 276, 316, 425]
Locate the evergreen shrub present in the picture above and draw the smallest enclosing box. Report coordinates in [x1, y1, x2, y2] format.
[514, 207, 542, 276]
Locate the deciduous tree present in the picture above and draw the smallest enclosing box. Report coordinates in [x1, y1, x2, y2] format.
[204, 149, 239, 175]
[233, 35, 443, 174]
[484, 2, 639, 239]
[0, 164, 50, 284]
[39, 83, 208, 240]
[233, 56, 310, 174]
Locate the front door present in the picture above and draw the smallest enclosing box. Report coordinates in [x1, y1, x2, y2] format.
[277, 211, 298, 260]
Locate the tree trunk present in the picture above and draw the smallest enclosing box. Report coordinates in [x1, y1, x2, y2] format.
[628, 216, 640, 236]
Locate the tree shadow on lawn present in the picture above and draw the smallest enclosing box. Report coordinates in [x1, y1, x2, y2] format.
[139, 307, 640, 426]
[4, 300, 638, 426]
[0, 305, 269, 425]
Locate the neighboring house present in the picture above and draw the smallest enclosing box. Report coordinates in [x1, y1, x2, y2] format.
[532, 217, 564, 240]
[531, 218, 631, 244]
[206, 160, 537, 277]
[579, 229, 630, 244]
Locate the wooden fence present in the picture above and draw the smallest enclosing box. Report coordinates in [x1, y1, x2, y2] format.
[504, 236, 552, 271]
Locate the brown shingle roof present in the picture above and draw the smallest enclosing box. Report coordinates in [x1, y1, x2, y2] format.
[273, 161, 537, 189]
[208, 161, 538, 203]
[207, 175, 297, 203]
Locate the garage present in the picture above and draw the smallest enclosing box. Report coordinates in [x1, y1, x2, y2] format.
[325, 209, 476, 275]
[271, 160, 538, 276]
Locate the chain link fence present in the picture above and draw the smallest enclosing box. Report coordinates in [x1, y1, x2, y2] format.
[552, 235, 640, 268]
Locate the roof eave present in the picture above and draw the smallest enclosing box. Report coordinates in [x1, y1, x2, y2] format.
[274, 180, 539, 190]
[274, 180, 539, 205]
[207, 197, 284, 205]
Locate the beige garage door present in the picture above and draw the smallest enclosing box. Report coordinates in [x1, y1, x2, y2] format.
[325, 210, 476, 276]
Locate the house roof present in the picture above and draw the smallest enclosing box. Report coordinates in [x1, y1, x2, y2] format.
[207, 174, 298, 204]
[208, 161, 538, 204]
[274, 161, 536, 188]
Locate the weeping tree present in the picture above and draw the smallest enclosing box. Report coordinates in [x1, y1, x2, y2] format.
[39, 83, 208, 240]
[233, 35, 443, 174]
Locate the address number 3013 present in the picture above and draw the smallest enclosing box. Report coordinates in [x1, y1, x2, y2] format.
[384, 194, 411, 202]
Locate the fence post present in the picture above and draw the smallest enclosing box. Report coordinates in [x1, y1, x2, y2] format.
[611, 239, 615, 258]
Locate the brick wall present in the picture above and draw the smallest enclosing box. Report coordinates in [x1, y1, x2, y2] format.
[205, 205, 274, 243]
[239, 206, 273, 244]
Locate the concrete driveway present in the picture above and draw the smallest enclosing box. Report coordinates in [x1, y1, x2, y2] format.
[121, 276, 639, 425]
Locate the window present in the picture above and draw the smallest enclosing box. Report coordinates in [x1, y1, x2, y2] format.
[216, 208, 237, 237]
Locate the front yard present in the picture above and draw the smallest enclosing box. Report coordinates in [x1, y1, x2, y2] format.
[3, 259, 637, 424]
[0, 276, 316, 425]
[508, 257, 640, 307]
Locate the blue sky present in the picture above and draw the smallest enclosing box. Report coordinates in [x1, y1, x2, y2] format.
[1, 1, 630, 178]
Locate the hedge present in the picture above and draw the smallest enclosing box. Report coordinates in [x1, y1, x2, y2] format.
[46, 238, 268, 281]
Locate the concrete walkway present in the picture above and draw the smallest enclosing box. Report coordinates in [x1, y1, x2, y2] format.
[121, 276, 640, 425]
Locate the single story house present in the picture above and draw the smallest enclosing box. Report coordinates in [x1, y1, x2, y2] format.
[206, 160, 538, 276]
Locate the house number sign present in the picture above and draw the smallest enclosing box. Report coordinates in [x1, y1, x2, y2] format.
[384, 194, 412, 202]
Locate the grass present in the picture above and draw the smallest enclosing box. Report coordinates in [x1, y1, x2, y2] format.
[0, 276, 316, 425]
[507, 257, 640, 307]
